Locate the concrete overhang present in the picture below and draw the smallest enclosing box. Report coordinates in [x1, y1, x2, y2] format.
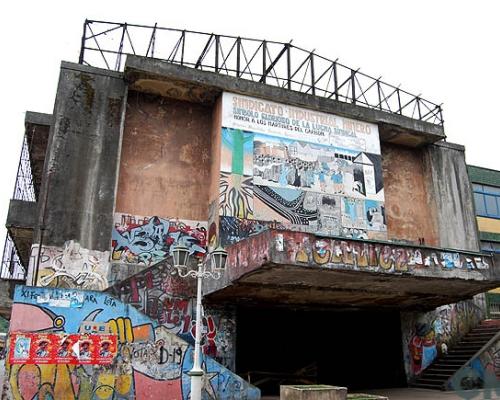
[6, 199, 38, 267]
[124, 55, 445, 147]
[204, 230, 499, 311]
[25, 111, 51, 199]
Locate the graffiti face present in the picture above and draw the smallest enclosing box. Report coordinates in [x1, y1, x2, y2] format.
[112, 214, 207, 266]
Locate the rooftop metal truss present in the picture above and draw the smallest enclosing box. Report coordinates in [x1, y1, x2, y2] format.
[79, 20, 444, 126]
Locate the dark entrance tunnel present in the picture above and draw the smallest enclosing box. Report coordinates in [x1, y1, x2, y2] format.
[236, 306, 407, 395]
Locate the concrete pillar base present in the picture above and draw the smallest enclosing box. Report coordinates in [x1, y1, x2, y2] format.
[280, 385, 348, 400]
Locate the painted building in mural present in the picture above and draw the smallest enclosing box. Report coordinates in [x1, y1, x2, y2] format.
[1, 21, 500, 398]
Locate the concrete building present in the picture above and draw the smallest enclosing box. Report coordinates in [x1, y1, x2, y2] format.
[469, 165, 500, 319]
[1, 20, 500, 399]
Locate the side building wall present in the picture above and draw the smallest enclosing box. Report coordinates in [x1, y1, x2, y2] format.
[424, 142, 480, 252]
[110, 91, 213, 284]
[27, 63, 127, 291]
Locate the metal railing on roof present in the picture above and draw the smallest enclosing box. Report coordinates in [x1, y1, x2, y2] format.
[79, 19, 444, 126]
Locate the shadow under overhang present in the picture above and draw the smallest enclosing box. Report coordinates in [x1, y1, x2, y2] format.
[205, 263, 499, 311]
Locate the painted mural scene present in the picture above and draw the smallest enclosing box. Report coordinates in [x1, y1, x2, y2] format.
[2, 20, 500, 400]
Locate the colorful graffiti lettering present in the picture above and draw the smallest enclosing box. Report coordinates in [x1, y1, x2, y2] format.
[288, 237, 490, 273]
[219, 216, 285, 247]
[29, 240, 109, 290]
[112, 214, 207, 266]
[109, 262, 236, 370]
[6, 286, 258, 400]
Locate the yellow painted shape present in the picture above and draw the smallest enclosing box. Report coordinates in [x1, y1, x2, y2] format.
[108, 317, 134, 343]
[94, 373, 116, 400]
[477, 216, 500, 234]
[115, 374, 133, 395]
[53, 365, 76, 400]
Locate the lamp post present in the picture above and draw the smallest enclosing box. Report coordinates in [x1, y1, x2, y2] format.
[170, 244, 228, 400]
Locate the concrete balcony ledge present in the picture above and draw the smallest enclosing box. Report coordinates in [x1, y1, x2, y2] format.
[204, 229, 498, 310]
[6, 199, 38, 267]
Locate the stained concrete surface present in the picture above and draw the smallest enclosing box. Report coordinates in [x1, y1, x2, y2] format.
[263, 388, 500, 399]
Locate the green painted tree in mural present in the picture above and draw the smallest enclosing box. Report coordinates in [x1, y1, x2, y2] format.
[230, 129, 253, 175]
[220, 128, 255, 219]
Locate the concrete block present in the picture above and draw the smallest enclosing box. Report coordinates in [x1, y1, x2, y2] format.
[280, 385, 347, 400]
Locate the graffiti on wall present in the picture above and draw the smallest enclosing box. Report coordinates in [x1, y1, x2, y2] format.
[30, 240, 110, 290]
[401, 297, 486, 377]
[5, 286, 258, 400]
[110, 262, 236, 371]
[217, 92, 386, 246]
[448, 336, 500, 391]
[9, 332, 117, 365]
[112, 213, 207, 266]
[283, 235, 491, 273]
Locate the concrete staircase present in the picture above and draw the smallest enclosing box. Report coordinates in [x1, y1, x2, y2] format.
[411, 320, 500, 390]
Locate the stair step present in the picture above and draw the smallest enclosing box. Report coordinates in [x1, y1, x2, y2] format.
[432, 362, 463, 369]
[419, 371, 454, 378]
[442, 353, 472, 358]
[447, 350, 480, 355]
[424, 367, 458, 373]
[410, 382, 444, 390]
[470, 328, 499, 334]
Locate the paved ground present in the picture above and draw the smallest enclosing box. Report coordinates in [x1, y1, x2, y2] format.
[262, 387, 500, 399]
[366, 388, 500, 399]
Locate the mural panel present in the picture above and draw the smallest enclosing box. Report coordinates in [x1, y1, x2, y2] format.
[218, 92, 386, 246]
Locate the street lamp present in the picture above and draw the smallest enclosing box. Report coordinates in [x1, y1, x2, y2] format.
[170, 244, 228, 400]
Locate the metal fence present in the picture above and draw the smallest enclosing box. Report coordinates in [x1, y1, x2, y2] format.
[12, 135, 36, 202]
[0, 133, 36, 281]
[79, 20, 443, 126]
[0, 234, 26, 281]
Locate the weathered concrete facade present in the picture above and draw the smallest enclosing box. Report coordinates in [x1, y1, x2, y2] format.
[115, 91, 212, 220]
[382, 143, 439, 246]
[425, 142, 480, 251]
[3, 53, 499, 398]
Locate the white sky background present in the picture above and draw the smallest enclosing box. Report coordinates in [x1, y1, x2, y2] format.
[0, 0, 499, 249]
